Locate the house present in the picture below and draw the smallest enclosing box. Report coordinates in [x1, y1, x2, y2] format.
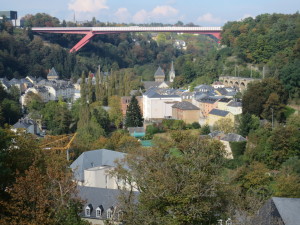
[193, 97, 219, 117]
[78, 185, 138, 225]
[181, 91, 194, 102]
[0, 78, 10, 90]
[206, 109, 234, 127]
[194, 84, 214, 93]
[143, 88, 181, 121]
[217, 98, 232, 111]
[121, 96, 143, 116]
[70, 149, 132, 190]
[212, 81, 225, 89]
[215, 87, 237, 98]
[12, 117, 41, 135]
[47, 67, 59, 80]
[226, 101, 242, 115]
[251, 197, 300, 225]
[172, 101, 200, 124]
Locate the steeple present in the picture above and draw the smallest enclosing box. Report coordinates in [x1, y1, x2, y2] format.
[154, 66, 165, 82]
[169, 61, 175, 82]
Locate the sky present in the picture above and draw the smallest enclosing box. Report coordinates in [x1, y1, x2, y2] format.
[0, 0, 299, 26]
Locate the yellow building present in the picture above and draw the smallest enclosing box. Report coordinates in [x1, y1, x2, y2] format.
[172, 101, 200, 124]
[206, 109, 234, 127]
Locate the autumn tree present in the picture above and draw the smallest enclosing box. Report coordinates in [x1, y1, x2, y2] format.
[112, 132, 231, 224]
[213, 118, 235, 133]
[0, 152, 88, 225]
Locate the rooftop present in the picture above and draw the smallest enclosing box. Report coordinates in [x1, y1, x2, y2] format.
[209, 109, 230, 117]
[172, 101, 199, 110]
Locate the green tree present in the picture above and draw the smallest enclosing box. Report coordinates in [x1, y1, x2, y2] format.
[125, 96, 143, 127]
[112, 134, 230, 225]
[108, 96, 123, 128]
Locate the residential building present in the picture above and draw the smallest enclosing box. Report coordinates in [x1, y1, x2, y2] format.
[217, 98, 232, 111]
[212, 81, 225, 89]
[226, 101, 242, 115]
[121, 96, 143, 116]
[251, 197, 300, 225]
[206, 109, 234, 127]
[172, 101, 200, 124]
[12, 117, 42, 135]
[193, 97, 219, 117]
[143, 88, 181, 121]
[70, 149, 134, 190]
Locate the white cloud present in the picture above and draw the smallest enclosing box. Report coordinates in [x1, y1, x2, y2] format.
[133, 9, 148, 23]
[151, 5, 178, 17]
[114, 8, 131, 23]
[197, 13, 223, 25]
[240, 14, 254, 20]
[68, 0, 108, 13]
[132, 5, 179, 24]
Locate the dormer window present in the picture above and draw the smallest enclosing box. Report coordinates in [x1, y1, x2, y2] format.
[85, 204, 93, 217]
[96, 205, 104, 218]
[107, 206, 114, 219]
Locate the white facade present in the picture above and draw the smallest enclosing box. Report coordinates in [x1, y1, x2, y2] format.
[143, 94, 181, 120]
[226, 105, 242, 115]
[83, 166, 137, 191]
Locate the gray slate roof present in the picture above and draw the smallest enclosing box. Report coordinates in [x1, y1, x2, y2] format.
[218, 98, 231, 103]
[172, 101, 199, 110]
[70, 149, 126, 182]
[47, 67, 59, 79]
[209, 109, 230, 117]
[221, 133, 246, 142]
[227, 101, 242, 107]
[154, 66, 165, 77]
[272, 197, 300, 225]
[78, 186, 121, 219]
[143, 81, 170, 90]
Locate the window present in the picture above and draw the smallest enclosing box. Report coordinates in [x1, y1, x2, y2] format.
[85, 206, 91, 217]
[107, 207, 113, 219]
[96, 208, 101, 217]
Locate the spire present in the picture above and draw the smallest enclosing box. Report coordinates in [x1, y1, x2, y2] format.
[169, 61, 176, 83]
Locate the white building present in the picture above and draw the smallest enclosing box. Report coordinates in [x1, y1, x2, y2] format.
[143, 89, 181, 121]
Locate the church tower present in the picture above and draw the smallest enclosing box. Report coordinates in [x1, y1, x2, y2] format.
[169, 61, 175, 82]
[154, 66, 165, 82]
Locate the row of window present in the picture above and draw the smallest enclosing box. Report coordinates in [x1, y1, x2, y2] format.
[85, 205, 123, 220]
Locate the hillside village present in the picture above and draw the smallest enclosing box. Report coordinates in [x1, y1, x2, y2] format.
[1, 10, 300, 225]
[1, 63, 259, 138]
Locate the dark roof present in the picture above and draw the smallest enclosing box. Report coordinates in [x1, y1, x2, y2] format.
[70, 149, 126, 182]
[221, 133, 246, 142]
[227, 101, 242, 107]
[13, 118, 35, 129]
[194, 85, 214, 92]
[47, 67, 59, 79]
[208, 131, 224, 138]
[200, 97, 218, 104]
[209, 109, 230, 117]
[78, 186, 122, 219]
[218, 98, 231, 103]
[172, 101, 199, 110]
[154, 66, 165, 77]
[143, 81, 168, 90]
[252, 197, 300, 225]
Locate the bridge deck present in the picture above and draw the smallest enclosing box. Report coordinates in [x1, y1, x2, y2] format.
[32, 26, 222, 52]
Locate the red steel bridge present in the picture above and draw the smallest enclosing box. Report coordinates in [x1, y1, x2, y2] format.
[32, 26, 222, 53]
